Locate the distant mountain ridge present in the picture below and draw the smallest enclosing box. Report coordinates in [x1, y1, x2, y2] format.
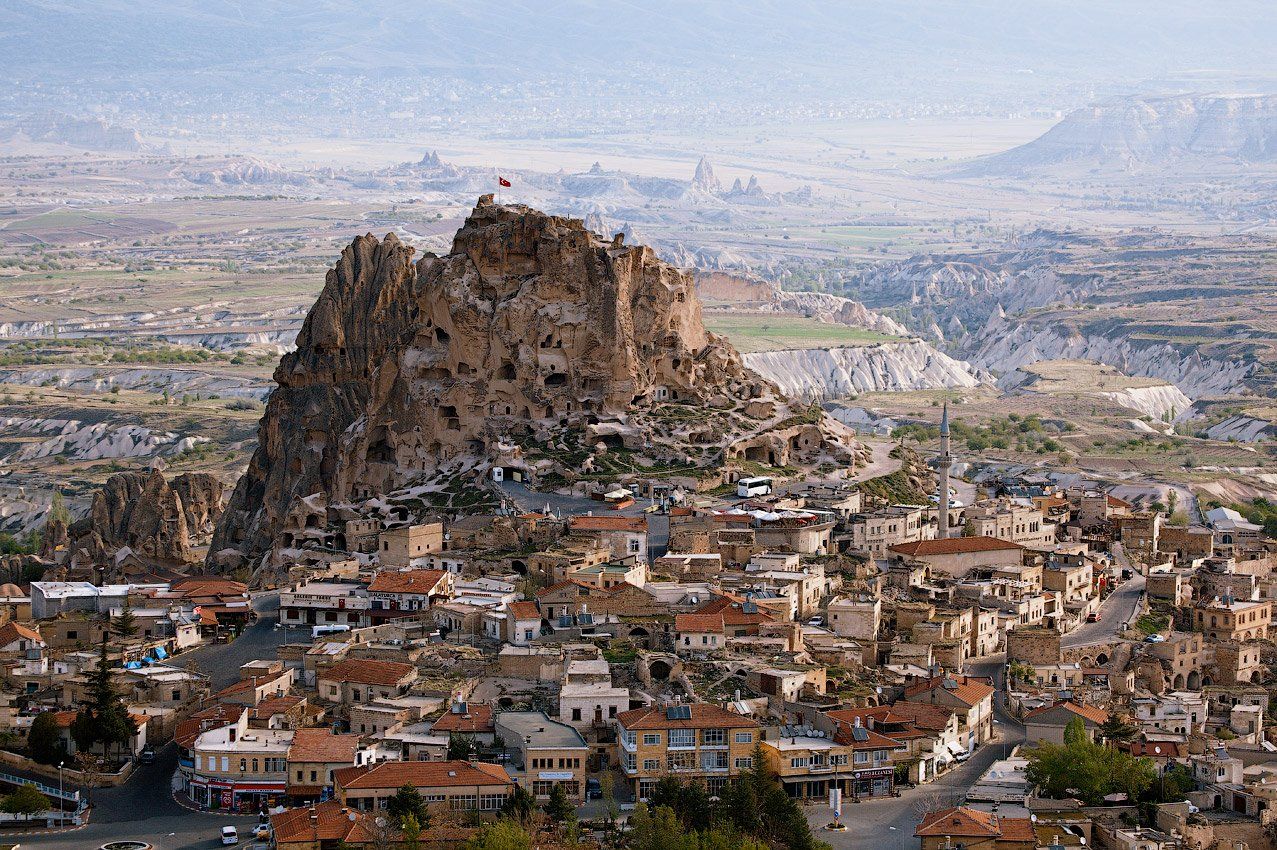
[963, 94, 1277, 175]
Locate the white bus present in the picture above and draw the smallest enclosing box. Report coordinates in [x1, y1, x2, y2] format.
[736, 476, 773, 498]
[312, 624, 352, 639]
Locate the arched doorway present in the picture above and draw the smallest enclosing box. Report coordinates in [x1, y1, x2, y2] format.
[1172, 674, 1185, 689]
[648, 659, 671, 681]
[1187, 670, 1202, 690]
[629, 626, 649, 648]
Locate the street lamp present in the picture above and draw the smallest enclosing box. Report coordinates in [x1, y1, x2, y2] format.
[57, 760, 64, 820]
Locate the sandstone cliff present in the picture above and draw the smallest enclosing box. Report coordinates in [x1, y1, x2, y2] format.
[210, 197, 867, 569]
[68, 470, 224, 567]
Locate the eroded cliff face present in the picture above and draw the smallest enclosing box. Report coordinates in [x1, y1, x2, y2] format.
[742, 341, 985, 399]
[68, 469, 223, 567]
[211, 198, 866, 569]
[970, 321, 1255, 399]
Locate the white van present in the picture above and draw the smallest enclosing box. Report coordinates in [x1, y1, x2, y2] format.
[221, 825, 239, 845]
[736, 476, 773, 498]
[312, 624, 352, 639]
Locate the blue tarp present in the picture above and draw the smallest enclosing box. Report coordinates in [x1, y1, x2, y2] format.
[154, 646, 168, 659]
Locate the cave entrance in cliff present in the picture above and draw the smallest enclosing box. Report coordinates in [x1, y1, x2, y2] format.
[599, 434, 625, 450]
[511, 560, 527, 575]
[648, 659, 671, 681]
[629, 626, 649, 648]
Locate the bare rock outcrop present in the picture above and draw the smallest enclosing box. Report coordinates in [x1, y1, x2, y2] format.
[68, 470, 224, 566]
[210, 198, 867, 570]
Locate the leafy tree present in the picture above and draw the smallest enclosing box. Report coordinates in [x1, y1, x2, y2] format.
[27, 711, 62, 765]
[1026, 717, 1157, 805]
[448, 732, 478, 760]
[544, 782, 575, 828]
[385, 783, 429, 830]
[113, 603, 138, 641]
[499, 783, 536, 823]
[400, 812, 422, 850]
[1063, 716, 1088, 747]
[69, 708, 97, 755]
[0, 783, 48, 823]
[47, 490, 71, 527]
[1099, 713, 1139, 745]
[1155, 762, 1196, 802]
[465, 818, 533, 850]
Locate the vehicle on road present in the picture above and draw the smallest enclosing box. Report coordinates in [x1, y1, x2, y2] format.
[312, 624, 352, 639]
[1145, 634, 1166, 643]
[138, 745, 156, 764]
[586, 777, 603, 799]
[1086, 612, 1101, 623]
[222, 825, 239, 845]
[255, 823, 272, 840]
[737, 476, 773, 498]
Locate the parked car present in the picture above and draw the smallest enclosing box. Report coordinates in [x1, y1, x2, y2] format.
[586, 777, 603, 800]
[255, 823, 272, 841]
[1145, 634, 1166, 643]
[1086, 612, 1101, 623]
[138, 745, 156, 764]
[221, 825, 239, 845]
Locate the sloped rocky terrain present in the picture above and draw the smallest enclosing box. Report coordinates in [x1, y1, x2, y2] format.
[210, 197, 869, 570]
[962, 94, 1277, 175]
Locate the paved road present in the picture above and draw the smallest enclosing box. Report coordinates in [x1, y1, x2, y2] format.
[172, 591, 286, 690]
[18, 592, 283, 850]
[1063, 544, 1145, 649]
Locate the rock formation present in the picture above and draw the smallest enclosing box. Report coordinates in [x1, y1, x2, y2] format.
[743, 341, 984, 399]
[691, 156, 722, 194]
[210, 197, 867, 570]
[69, 470, 224, 567]
[964, 94, 1277, 175]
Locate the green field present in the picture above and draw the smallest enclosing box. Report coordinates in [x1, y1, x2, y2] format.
[704, 314, 900, 353]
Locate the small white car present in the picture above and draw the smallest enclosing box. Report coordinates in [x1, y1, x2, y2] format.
[221, 825, 239, 845]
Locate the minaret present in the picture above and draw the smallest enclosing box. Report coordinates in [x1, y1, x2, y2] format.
[937, 402, 953, 540]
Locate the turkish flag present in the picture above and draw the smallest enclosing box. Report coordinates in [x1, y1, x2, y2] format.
[498, 177, 512, 187]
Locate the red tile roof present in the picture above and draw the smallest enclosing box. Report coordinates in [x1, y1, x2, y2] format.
[0, 622, 43, 646]
[1128, 740, 1187, 758]
[252, 695, 305, 719]
[831, 724, 907, 750]
[1023, 700, 1109, 726]
[322, 659, 417, 687]
[916, 807, 1035, 841]
[826, 703, 956, 739]
[569, 515, 648, 533]
[674, 613, 725, 634]
[507, 601, 540, 621]
[368, 569, 450, 595]
[270, 800, 377, 845]
[535, 579, 595, 598]
[903, 675, 995, 708]
[432, 703, 494, 734]
[333, 760, 511, 791]
[175, 704, 242, 748]
[890, 536, 1024, 557]
[616, 703, 759, 731]
[288, 728, 362, 764]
